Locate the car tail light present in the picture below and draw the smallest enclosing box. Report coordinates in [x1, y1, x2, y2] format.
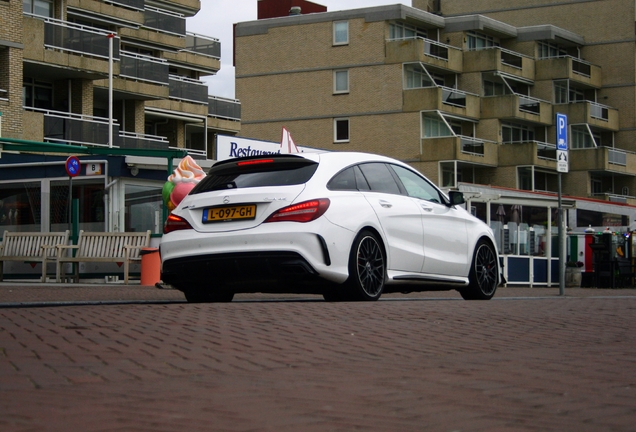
[164, 214, 193, 234]
[265, 199, 330, 223]
[237, 158, 274, 167]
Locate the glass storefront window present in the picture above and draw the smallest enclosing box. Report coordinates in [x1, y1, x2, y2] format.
[50, 182, 105, 232]
[0, 183, 41, 232]
[125, 184, 162, 234]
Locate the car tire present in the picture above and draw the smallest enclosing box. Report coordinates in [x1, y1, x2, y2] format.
[345, 230, 386, 301]
[460, 240, 498, 300]
[183, 288, 234, 303]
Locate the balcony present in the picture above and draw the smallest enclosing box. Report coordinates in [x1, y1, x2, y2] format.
[120, 52, 170, 85]
[0, 89, 7, 101]
[119, 131, 170, 150]
[23, 16, 119, 76]
[481, 94, 552, 124]
[107, 0, 145, 11]
[151, 0, 201, 16]
[161, 32, 221, 74]
[403, 86, 480, 118]
[144, 6, 186, 36]
[185, 33, 220, 59]
[169, 75, 208, 104]
[208, 96, 241, 121]
[463, 47, 535, 81]
[535, 56, 602, 88]
[24, 107, 170, 149]
[555, 101, 619, 131]
[386, 37, 463, 73]
[420, 136, 498, 166]
[66, 0, 144, 24]
[499, 141, 558, 169]
[569, 147, 636, 174]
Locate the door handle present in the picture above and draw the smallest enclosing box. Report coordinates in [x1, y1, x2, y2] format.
[421, 205, 433, 212]
[379, 200, 392, 208]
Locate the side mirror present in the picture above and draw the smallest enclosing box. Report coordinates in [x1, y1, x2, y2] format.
[448, 191, 465, 206]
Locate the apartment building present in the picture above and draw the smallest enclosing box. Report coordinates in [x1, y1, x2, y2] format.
[0, 0, 240, 256]
[235, 1, 633, 206]
[234, 0, 636, 285]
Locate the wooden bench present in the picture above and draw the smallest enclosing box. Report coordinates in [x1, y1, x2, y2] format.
[56, 230, 151, 284]
[0, 230, 71, 282]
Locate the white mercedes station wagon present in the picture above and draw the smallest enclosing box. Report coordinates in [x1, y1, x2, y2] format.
[160, 152, 501, 302]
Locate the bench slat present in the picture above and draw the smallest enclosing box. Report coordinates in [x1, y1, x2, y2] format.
[56, 230, 151, 283]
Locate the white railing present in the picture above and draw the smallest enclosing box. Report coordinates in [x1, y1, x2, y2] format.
[607, 148, 627, 166]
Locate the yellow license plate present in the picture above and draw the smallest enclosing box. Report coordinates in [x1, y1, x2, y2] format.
[202, 204, 256, 223]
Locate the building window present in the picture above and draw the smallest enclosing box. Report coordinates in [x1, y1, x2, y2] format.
[502, 122, 535, 143]
[554, 80, 586, 104]
[23, 78, 53, 109]
[23, 0, 53, 17]
[334, 118, 350, 143]
[125, 183, 162, 234]
[334, 70, 349, 94]
[591, 176, 603, 195]
[333, 21, 349, 45]
[571, 125, 599, 149]
[483, 80, 506, 96]
[467, 31, 498, 50]
[422, 113, 452, 138]
[0, 182, 41, 232]
[538, 41, 567, 59]
[389, 22, 427, 40]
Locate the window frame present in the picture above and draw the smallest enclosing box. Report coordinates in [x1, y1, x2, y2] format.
[334, 118, 350, 143]
[333, 20, 349, 46]
[333, 69, 349, 94]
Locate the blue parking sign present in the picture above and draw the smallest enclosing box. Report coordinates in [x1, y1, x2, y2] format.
[556, 113, 568, 150]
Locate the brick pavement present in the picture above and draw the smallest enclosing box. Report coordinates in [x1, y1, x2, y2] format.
[0, 283, 635, 431]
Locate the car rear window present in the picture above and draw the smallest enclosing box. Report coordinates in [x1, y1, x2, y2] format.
[190, 156, 319, 194]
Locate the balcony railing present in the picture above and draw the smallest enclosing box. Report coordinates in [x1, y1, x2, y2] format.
[441, 87, 467, 108]
[470, 46, 529, 69]
[40, 16, 120, 60]
[106, 0, 144, 11]
[37, 109, 115, 146]
[0, 89, 7, 101]
[119, 131, 169, 150]
[185, 32, 221, 59]
[518, 95, 542, 114]
[144, 6, 186, 37]
[120, 52, 170, 85]
[28, 107, 173, 149]
[535, 141, 557, 160]
[589, 101, 610, 121]
[169, 76, 208, 104]
[608, 148, 627, 166]
[208, 96, 241, 121]
[460, 136, 485, 156]
[541, 55, 592, 77]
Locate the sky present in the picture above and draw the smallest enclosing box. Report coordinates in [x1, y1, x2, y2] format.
[186, 1, 410, 99]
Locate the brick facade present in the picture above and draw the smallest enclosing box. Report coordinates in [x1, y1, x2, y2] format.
[235, 2, 636, 204]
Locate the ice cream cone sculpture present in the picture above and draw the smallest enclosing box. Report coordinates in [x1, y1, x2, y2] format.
[163, 156, 206, 211]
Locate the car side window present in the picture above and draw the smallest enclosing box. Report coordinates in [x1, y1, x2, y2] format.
[358, 163, 401, 194]
[390, 164, 443, 203]
[327, 167, 357, 191]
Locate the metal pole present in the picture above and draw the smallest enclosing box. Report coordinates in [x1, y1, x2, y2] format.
[107, 33, 115, 148]
[558, 172, 565, 295]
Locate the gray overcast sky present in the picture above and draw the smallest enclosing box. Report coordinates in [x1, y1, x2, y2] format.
[186, 1, 409, 99]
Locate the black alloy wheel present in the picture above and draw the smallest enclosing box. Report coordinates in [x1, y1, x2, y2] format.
[461, 240, 498, 300]
[346, 230, 386, 301]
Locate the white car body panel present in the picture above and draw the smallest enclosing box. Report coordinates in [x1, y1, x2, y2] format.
[160, 151, 501, 298]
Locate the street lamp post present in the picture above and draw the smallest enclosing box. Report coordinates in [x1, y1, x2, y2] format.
[107, 33, 116, 148]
